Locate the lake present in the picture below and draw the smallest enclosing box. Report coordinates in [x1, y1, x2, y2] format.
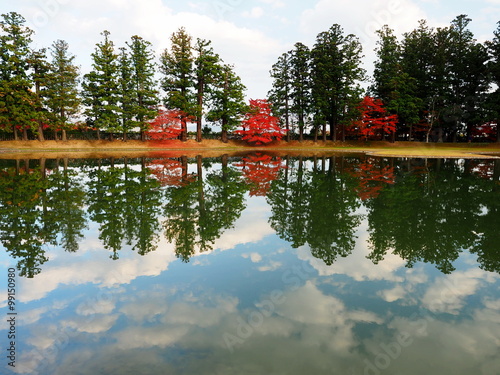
[1, 154, 499, 375]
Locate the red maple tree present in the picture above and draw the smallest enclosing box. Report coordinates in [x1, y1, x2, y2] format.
[146, 109, 192, 140]
[353, 96, 398, 141]
[235, 99, 286, 145]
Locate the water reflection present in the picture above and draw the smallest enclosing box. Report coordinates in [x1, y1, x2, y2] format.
[1, 155, 499, 277]
[1, 154, 499, 375]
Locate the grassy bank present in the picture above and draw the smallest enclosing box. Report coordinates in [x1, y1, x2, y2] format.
[0, 139, 499, 159]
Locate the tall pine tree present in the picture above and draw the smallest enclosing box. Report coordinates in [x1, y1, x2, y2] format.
[126, 35, 159, 141]
[45, 39, 80, 141]
[0, 12, 38, 140]
[82, 30, 120, 140]
[160, 27, 195, 142]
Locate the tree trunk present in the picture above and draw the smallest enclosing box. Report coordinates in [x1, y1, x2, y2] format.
[181, 117, 188, 142]
[38, 122, 45, 141]
[22, 128, 28, 141]
[13, 125, 19, 141]
[62, 129, 67, 142]
[221, 129, 228, 143]
[96, 128, 101, 141]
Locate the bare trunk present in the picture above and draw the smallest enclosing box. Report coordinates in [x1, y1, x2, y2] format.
[38, 122, 45, 141]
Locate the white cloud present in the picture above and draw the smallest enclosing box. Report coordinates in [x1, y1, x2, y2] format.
[421, 268, 498, 314]
[243, 7, 265, 18]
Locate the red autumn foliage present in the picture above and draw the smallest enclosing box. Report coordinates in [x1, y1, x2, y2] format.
[147, 158, 190, 186]
[146, 109, 192, 140]
[234, 153, 285, 196]
[471, 122, 497, 142]
[352, 96, 398, 140]
[235, 99, 287, 145]
[348, 158, 395, 200]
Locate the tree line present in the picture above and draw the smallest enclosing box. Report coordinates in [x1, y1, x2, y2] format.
[1, 155, 499, 277]
[269, 15, 500, 142]
[0, 12, 247, 142]
[2, 11, 500, 143]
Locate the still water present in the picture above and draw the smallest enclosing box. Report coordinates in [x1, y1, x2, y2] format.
[1, 154, 499, 375]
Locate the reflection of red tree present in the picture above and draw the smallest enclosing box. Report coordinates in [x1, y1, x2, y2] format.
[234, 153, 285, 196]
[349, 159, 395, 200]
[147, 158, 195, 186]
[467, 160, 495, 180]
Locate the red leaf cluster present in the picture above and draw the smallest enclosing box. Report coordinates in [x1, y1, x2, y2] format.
[146, 109, 190, 140]
[234, 153, 284, 196]
[235, 99, 286, 145]
[352, 96, 398, 140]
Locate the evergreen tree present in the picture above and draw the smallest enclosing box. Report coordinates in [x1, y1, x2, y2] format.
[194, 38, 220, 142]
[82, 30, 120, 140]
[0, 12, 39, 140]
[117, 47, 135, 140]
[126, 35, 159, 141]
[289, 42, 311, 142]
[160, 27, 195, 142]
[372, 26, 421, 141]
[311, 24, 365, 141]
[28, 48, 51, 141]
[45, 39, 81, 141]
[268, 51, 292, 140]
[206, 63, 247, 143]
[486, 22, 500, 142]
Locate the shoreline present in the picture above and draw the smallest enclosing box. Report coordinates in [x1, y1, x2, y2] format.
[1, 139, 500, 159]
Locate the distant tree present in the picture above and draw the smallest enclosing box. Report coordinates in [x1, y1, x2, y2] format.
[193, 38, 220, 142]
[45, 39, 81, 141]
[311, 24, 365, 142]
[235, 99, 286, 145]
[117, 47, 136, 139]
[206, 63, 247, 143]
[0, 12, 39, 140]
[126, 35, 159, 141]
[82, 30, 120, 140]
[160, 27, 195, 142]
[28, 48, 51, 141]
[268, 51, 292, 140]
[486, 22, 500, 142]
[146, 109, 189, 140]
[353, 96, 398, 141]
[289, 42, 311, 142]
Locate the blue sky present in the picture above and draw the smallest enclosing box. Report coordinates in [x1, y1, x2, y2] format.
[1, 0, 499, 99]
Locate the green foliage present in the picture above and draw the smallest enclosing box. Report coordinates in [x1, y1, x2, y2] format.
[160, 27, 195, 141]
[45, 40, 81, 139]
[206, 63, 247, 142]
[82, 30, 121, 136]
[0, 12, 39, 139]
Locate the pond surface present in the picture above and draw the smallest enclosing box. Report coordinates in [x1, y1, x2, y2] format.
[1, 154, 499, 375]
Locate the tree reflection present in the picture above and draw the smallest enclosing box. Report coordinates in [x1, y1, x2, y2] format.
[268, 156, 362, 265]
[87, 158, 162, 259]
[1, 155, 499, 276]
[0, 163, 52, 277]
[163, 155, 247, 262]
[365, 159, 492, 274]
[234, 153, 284, 196]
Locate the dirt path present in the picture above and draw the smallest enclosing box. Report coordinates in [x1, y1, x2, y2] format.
[0, 140, 499, 159]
